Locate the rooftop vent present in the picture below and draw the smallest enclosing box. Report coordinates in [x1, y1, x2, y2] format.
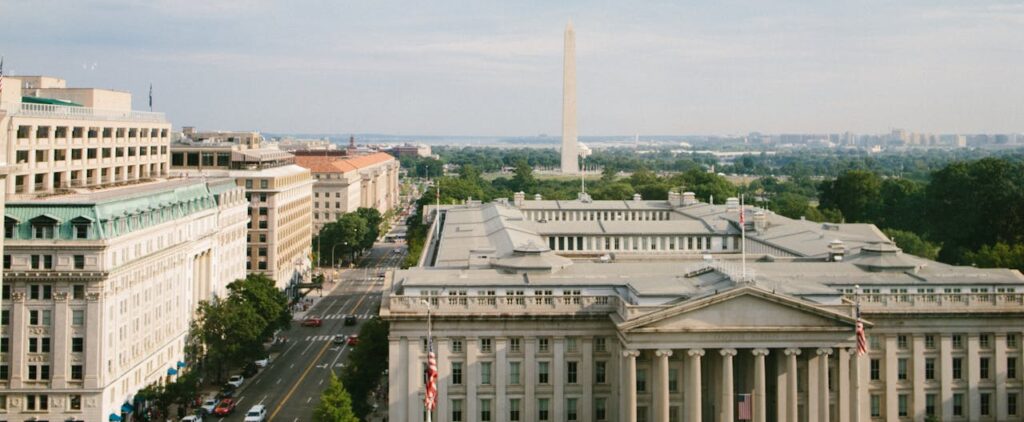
[828, 239, 846, 262]
[633, 193, 642, 202]
[682, 191, 697, 206]
[725, 197, 740, 211]
[534, 193, 543, 200]
[753, 210, 767, 234]
[513, 191, 526, 207]
[668, 191, 682, 207]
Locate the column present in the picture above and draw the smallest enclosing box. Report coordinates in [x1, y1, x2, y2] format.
[84, 291, 101, 388]
[817, 348, 832, 422]
[466, 338, 479, 419]
[622, 350, 640, 422]
[654, 349, 673, 422]
[837, 348, 850, 422]
[437, 339, 452, 419]
[784, 348, 801, 422]
[967, 334, 980, 420]
[851, 349, 866, 422]
[51, 292, 69, 388]
[752, 348, 769, 422]
[388, 338, 406, 422]
[9, 291, 26, 387]
[995, 334, 1008, 421]
[940, 335, 953, 418]
[496, 338, 509, 422]
[687, 349, 705, 422]
[524, 339, 537, 419]
[406, 338, 424, 422]
[912, 336, 926, 422]
[884, 336, 898, 421]
[720, 349, 737, 422]
[552, 338, 565, 418]
[581, 339, 594, 422]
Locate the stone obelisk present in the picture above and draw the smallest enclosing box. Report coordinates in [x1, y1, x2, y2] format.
[560, 20, 579, 174]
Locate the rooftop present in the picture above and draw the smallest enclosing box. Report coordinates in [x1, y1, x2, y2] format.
[294, 152, 395, 174]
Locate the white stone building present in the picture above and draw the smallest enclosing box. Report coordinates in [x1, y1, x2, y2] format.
[384, 192, 1024, 422]
[0, 179, 248, 422]
[294, 152, 400, 233]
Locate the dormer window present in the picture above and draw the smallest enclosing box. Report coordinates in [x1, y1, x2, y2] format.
[71, 216, 94, 240]
[4, 217, 19, 239]
[30, 215, 59, 239]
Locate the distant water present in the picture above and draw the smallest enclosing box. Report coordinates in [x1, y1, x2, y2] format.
[268, 133, 706, 148]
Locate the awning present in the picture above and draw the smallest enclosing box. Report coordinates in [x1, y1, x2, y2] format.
[120, 402, 133, 413]
[109, 414, 122, 421]
[176, 360, 187, 368]
[167, 367, 178, 376]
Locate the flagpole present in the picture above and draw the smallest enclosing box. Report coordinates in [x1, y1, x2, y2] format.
[426, 303, 432, 422]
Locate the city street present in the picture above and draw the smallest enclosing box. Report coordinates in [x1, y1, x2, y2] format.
[210, 241, 403, 422]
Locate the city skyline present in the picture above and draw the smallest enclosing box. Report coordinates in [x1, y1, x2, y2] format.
[2, 1, 1024, 136]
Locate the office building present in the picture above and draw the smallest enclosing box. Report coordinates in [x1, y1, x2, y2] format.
[384, 192, 1024, 422]
[294, 152, 399, 232]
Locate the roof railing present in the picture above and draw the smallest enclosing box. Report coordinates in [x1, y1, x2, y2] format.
[3, 101, 167, 123]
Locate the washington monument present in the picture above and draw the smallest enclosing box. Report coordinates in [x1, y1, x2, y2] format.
[560, 21, 579, 174]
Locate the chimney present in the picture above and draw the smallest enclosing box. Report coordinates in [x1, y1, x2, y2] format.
[668, 190, 682, 207]
[682, 191, 697, 206]
[828, 239, 846, 262]
[725, 197, 740, 211]
[182, 126, 196, 137]
[513, 191, 526, 207]
[534, 193, 543, 200]
[753, 210, 767, 234]
[633, 193, 642, 202]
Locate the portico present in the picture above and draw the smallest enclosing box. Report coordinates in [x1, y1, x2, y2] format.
[617, 287, 865, 422]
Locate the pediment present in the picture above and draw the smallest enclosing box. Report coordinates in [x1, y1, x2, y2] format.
[620, 286, 858, 333]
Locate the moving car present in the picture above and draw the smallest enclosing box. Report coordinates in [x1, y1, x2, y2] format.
[243, 404, 268, 422]
[227, 374, 245, 388]
[301, 316, 322, 327]
[200, 398, 218, 414]
[347, 334, 359, 346]
[213, 399, 236, 416]
[344, 315, 358, 326]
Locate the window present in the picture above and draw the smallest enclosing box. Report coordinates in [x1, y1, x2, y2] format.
[567, 361, 578, 384]
[0, 365, 7, 380]
[2, 255, 8, 269]
[669, 367, 678, 392]
[925, 393, 936, 417]
[70, 394, 82, 410]
[1, 310, 8, 325]
[71, 365, 83, 380]
[980, 334, 991, 349]
[481, 338, 492, 353]
[870, 394, 881, 417]
[869, 334, 881, 350]
[5, 218, 17, 239]
[1010, 357, 1018, 379]
[510, 338, 521, 353]
[925, 358, 935, 380]
[953, 334, 964, 349]
[509, 362, 521, 385]
[637, 368, 647, 392]
[870, 359, 881, 380]
[897, 394, 908, 417]
[72, 310, 85, 325]
[897, 335, 908, 349]
[451, 399, 463, 422]
[981, 393, 991, 416]
[0, 337, 7, 353]
[953, 357, 963, 379]
[25, 395, 48, 411]
[509, 398, 521, 421]
[595, 361, 607, 384]
[595, 397, 607, 421]
[480, 362, 492, 385]
[981, 357, 990, 379]
[30, 284, 52, 300]
[539, 337, 549, 352]
[452, 339, 463, 353]
[1009, 334, 1020, 348]
[72, 337, 84, 353]
[480, 399, 492, 422]
[73, 284, 85, 299]
[1010, 393, 1019, 416]
[595, 337, 606, 352]
[925, 334, 936, 349]
[260, 180, 268, 189]
[74, 255, 85, 269]
[451, 362, 463, 385]
[538, 361, 550, 384]
[566, 398, 578, 421]
[538, 398, 550, 421]
[953, 393, 964, 416]
[897, 358, 908, 380]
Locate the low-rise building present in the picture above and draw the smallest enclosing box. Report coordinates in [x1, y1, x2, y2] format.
[294, 152, 399, 232]
[1, 179, 248, 422]
[384, 192, 1024, 422]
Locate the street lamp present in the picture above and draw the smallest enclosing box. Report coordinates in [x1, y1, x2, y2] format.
[331, 242, 348, 268]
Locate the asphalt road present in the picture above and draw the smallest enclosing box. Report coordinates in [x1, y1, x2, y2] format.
[210, 241, 403, 422]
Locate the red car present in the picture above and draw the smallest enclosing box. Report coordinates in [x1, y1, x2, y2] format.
[213, 398, 236, 416]
[301, 316, 322, 327]
[347, 334, 359, 346]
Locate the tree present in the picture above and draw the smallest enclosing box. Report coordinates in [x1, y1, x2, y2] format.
[817, 170, 882, 223]
[195, 298, 265, 381]
[965, 242, 1024, 272]
[877, 178, 926, 233]
[227, 274, 291, 341]
[313, 372, 360, 422]
[316, 213, 369, 266]
[355, 207, 383, 251]
[510, 160, 537, 193]
[884, 229, 939, 260]
[341, 318, 390, 419]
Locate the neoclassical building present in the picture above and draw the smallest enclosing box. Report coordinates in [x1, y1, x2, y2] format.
[383, 192, 1024, 422]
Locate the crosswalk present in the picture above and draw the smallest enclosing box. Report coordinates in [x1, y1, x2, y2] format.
[321, 313, 374, 320]
[307, 335, 343, 342]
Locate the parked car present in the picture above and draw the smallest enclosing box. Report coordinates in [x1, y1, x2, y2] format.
[227, 374, 245, 388]
[302, 316, 322, 327]
[217, 385, 235, 399]
[213, 398, 237, 416]
[181, 416, 203, 422]
[244, 404, 268, 422]
[347, 334, 359, 346]
[255, 357, 270, 368]
[332, 334, 346, 345]
[344, 315, 358, 326]
[200, 398, 218, 414]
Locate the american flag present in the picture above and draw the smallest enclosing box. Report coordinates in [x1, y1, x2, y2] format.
[855, 302, 868, 356]
[424, 338, 438, 411]
[737, 393, 752, 420]
[0, 56, 5, 94]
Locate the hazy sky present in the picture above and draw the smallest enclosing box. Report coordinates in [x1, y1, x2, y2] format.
[3, 0, 1023, 136]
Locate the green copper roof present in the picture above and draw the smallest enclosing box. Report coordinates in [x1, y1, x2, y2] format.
[22, 96, 83, 107]
[5, 180, 218, 240]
